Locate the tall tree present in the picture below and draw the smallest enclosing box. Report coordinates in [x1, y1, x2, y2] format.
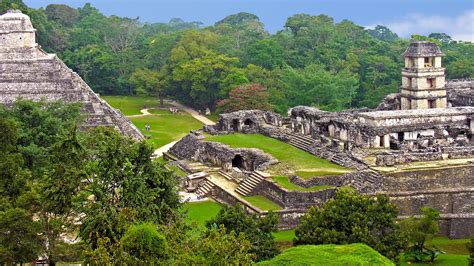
[294, 188, 407, 260]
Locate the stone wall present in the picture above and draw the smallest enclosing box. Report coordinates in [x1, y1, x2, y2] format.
[170, 131, 278, 171]
[256, 179, 336, 209]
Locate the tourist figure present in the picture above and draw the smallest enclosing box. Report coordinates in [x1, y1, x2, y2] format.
[145, 123, 150, 131]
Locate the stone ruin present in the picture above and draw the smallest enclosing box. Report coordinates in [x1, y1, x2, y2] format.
[0, 10, 143, 139]
[168, 41, 473, 238]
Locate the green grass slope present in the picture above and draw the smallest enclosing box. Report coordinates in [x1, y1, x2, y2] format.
[102, 96, 163, 115]
[204, 133, 350, 178]
[257, 244, 394, 266]
[183, 200, 222, 228]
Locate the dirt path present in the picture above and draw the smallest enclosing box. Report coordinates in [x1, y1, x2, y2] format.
[169, 101, 216, 126]
[126, 108, 152, 117]
[153, 140, 179, 158]
[125, 101, 215, 157]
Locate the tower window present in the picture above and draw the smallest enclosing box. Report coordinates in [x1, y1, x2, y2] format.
[424, 57, 432, 67]
[428, 99, 436, 109]
[427, 78, 435, 89]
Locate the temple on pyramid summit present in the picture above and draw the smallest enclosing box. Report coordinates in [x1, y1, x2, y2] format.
[0, 10, 143, 140]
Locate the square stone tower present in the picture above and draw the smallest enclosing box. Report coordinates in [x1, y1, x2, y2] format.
[400, 41, 447, 110]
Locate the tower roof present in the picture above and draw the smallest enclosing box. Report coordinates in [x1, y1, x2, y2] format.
[403, 41, 445, 57]
[0, 10, 34, 32]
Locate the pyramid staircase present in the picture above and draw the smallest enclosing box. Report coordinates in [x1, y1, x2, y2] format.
[235, 171, 266, 196]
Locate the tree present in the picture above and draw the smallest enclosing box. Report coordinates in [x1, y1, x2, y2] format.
[120, 223, 169, 263]
[280, 64, 359, 111]
[244, 39, 284, 69]
[45, 4, 79, 27]
[217, 83, 273, 112]
[172, 52, 248, 110]
[77, 127, 181, 251]
[129, 68, 167, 107]
[428, 33, 453, 44]
[400, 207, 441, 263]
[0, 208, 43, 264]
[206, 204, 279, 261]
[294, 188, 407, 260]
[367, 25, 399, 42]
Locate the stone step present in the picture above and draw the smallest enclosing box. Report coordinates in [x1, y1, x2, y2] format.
[235, 172, 264, 196]
[218, 170, 233, 180]
[289, 138, 313, 147]
[196, 180, 215, 197]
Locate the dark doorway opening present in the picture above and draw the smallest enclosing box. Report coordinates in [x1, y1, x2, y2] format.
[231, 155, 244, 169]
[232, 119, 239, 131]
[379, 136, 385, 147]
[428, 99, 436, 109]
[244, 118, 254, 127]
[398, 132, 405, 141]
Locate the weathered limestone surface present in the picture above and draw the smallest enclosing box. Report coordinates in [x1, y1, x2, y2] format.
[170, 131, 278, 171]
[0, 10, 143, 139]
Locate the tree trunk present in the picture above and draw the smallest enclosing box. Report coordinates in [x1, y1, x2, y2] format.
[159, 94, 164, 108]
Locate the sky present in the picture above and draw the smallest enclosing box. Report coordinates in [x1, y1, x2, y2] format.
[24, 0, 474, 41]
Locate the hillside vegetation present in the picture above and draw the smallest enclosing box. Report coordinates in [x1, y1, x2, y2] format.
[257, 244, 394, 265]
[1, 1, 472, 114]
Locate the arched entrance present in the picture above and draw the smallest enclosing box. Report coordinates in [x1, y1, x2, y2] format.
[231, 154, 244, 169]
[244, 118, 254, 127]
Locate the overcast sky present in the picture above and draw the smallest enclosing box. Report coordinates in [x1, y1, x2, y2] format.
[24, 0, 474, 41]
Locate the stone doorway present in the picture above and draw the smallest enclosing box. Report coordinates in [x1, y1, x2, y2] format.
[232, 119, 239, 131]
[231, 154, 244, 169]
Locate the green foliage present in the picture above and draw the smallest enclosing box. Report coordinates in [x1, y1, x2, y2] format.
[164, 222, 255, 264]
[206, 204, 279, 261]
[257, 244, 395, 265]
[6, 3, 471, 112]
[280, 64, 359, 111]
[120, 223, 169, 263]
[401, 207, 442, 263]
[294, 188, 407, 260]
[367, 25, 399, 42]
[78, 127, 181, 250]
[0, 208, 44, 264]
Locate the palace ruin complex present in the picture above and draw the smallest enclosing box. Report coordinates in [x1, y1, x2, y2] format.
[0, 10, 143, 139]
[169, 41, 474, 238]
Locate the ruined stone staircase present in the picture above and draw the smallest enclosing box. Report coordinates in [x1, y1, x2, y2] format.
[195, 180, 215, 197]
[348, 170, 382, 192]
[218, 170, 233, 181]
[235, 171, 265, 196]
[287, 133, 314, 152]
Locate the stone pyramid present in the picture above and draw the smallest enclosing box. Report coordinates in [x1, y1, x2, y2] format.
[0, 10, 143, 140]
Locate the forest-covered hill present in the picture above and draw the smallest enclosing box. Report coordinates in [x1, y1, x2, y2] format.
[1, 0, 473, 113]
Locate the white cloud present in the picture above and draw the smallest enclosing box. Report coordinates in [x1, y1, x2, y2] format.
[368, 10, 474, 42]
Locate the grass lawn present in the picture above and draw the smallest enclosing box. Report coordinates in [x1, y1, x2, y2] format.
[102, 96, 163, 115]
[400, 254, 469, 266]
[243, 195, 282, 211]
[257, 244, 394, 265]
[183, 200, 222, 228]
[129, 110, 203, 148]
[272, 176, 333, 191]
[204, 133, 350, 178]
[425, 237, 470, 255]
[206, 113, 220, 122]
[273, 229, 296, 242]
